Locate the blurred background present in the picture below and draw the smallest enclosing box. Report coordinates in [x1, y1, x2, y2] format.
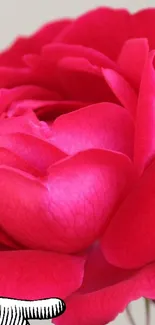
[0, 0, 153, 50]
[1, 0, 155, 324]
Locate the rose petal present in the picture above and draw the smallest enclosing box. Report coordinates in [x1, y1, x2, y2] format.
[0, 111, 51, 139]
[117, 38, 149, 89]
[0, 250, 84, 299]
[0, 147, 41, 176]
[8, 99, 85, 121]
[58, 57, 119, 103]
[0, 111, 39, 132]
[33, 100, 86, 121]
[0, 67, 32, 88]
[102, 68, 137, 117]
[0, 20, 72, 67]
[102, 159, 155, 269]
[55, 263, 155, 325]
[54, 8, 131, 60]
[50, 102, 134, 158]
[80, 244, 133, 294]
[0, 133, 66, 174]
[1, 47, 112, 91]
[24, 43, 118, 94]
[0, 85, 61, 115]
[132, 9, 155, 51]
[41, 43, 118, 70]
[0, 149, 135, 253]
[134, 51, 155, 174]
[0, 227, 20, 249]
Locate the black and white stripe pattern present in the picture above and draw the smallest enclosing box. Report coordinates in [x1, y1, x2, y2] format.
[0, 297, 66, 325]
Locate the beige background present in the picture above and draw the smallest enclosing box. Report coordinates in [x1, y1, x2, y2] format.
[0, 0, 155, 324]
[0, 0, 154, 51]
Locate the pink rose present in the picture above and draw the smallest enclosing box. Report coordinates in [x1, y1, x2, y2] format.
[1, 7, 155, 325]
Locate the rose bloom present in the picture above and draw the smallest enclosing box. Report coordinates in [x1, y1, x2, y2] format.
[1, 6, 155, 325]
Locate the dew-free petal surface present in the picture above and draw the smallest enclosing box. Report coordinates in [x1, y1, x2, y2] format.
[102, 159, 155, 269]
[42, 43, 117, 70]
[55, 8, 131, 60]
[0, 20, 72, 67]
[0, 133, 66, 174]
[0, 85, 60, 115]
[0, 112, 51, 139]
[117, 38, 149, 89]
[134, 51, 155, 174]
[0, 67, 32, 88]
[132, 9, 155, 51]
[80, 244, 133, 294]
[0, 250, 84, 299]
[8, 99, 85, 121]
[102, 68, 137, 116]
[58, 57, 119, 103]
[0, 227, 20, 249]
[24, 43, 118, 94]
[0, 147, 41, 176]
[50, 102, 134, 158]
[0, 149, 135, 253]
[55, 262, 155, 325]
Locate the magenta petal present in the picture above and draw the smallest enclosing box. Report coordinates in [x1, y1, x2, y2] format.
[55, 263, 155, 325]
[134, 51, 155, 173]
[0, 149, 135, 253]
[55, 8, 131, 60]
[0, 133, 66, 174]
[50, 102, 134, 158]
[0, 85, 60, 115]
[132, 9, 155, 51]
[8, 99, 85, 120]
[0, 147, 41, 176]
[0, 19, 72, 67]
[42, 43, 118, 70]
[0, 250, 84, 299]
[117, 38, 149, 89]
[24, 43, 118, 94]
[0, 67, 32, 88]
[0, 111, 51, 139]
[102, 159, 155, 269]
[58, 57, 119, 103]
[102, 68, 137, 116]
[0, 227, 20, 249]
[80, 244, 133, 294]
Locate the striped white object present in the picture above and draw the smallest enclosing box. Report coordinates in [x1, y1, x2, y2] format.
[0, 297, 66, 325]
